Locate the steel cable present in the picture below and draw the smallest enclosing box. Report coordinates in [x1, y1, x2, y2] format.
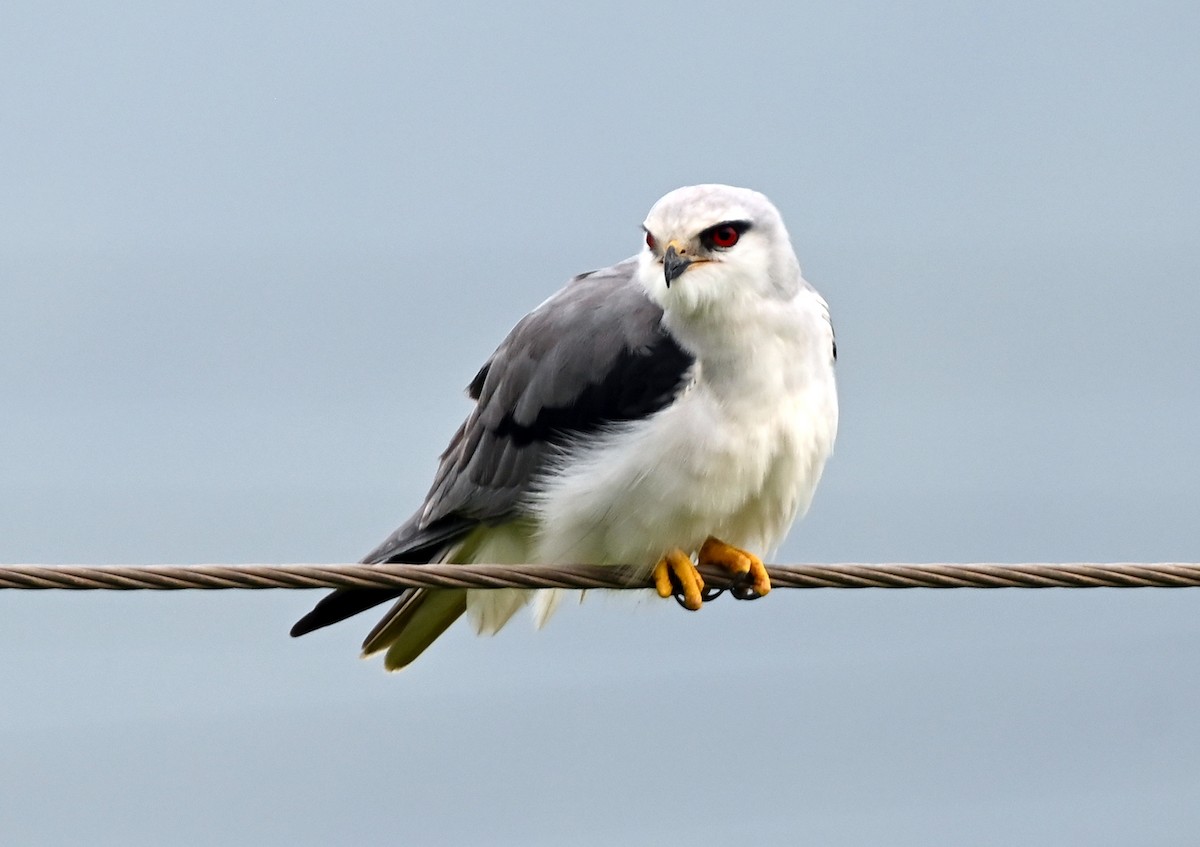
[1, 562, 1198, 591]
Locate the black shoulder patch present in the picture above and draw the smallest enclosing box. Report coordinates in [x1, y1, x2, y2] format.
[491, 331, 693, 447]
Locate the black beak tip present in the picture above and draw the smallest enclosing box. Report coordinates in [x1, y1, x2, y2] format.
[663, 245, 691, 287]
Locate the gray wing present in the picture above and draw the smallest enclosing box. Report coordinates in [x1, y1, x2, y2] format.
[290, 259, 695, 636]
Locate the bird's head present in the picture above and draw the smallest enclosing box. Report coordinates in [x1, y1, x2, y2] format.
[637, 184, 802, 318]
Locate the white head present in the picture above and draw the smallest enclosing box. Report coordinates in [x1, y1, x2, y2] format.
[636, 184, 802, 319]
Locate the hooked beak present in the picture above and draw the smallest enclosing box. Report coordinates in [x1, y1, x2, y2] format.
[663, 242, 692, 287]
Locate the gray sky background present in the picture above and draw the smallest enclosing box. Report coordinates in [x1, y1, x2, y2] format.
[2, 2, 1198, 845]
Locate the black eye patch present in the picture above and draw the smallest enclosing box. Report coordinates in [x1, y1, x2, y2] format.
[699, 220, 753, 250]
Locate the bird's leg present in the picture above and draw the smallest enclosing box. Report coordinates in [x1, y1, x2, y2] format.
[653, 548, 705, 611]
[699, 536, 771, 600]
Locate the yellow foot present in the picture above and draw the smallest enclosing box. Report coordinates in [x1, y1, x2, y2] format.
[653, 548, 705, 611]
[699, 536, 771, 600]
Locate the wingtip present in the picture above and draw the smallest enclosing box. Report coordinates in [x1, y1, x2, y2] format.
[289, 619, 316, 638]
[288, 587, 405, 640]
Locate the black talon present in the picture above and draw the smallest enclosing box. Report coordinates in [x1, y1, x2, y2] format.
[729, 572, 763, 601]
[700, 585, 725, 602]
[667, 566, 723, 608]
[673, 585, 723, 608]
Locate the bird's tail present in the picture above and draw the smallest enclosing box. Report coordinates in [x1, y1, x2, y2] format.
[362, 589, 468, 671]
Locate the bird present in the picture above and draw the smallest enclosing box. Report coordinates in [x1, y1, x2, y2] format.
[291, 184, 838, 670]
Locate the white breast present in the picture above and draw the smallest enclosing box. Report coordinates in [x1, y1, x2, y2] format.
[529, 287, 837, 571]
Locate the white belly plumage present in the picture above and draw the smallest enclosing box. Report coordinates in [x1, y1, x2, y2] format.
[533, 386, 826, 567]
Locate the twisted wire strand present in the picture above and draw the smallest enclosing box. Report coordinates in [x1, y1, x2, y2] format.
[1, 562, 1198, 591]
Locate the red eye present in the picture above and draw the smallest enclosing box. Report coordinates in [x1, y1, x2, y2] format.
[645, 231, 657, 251]
[709, 225, 740, 248]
